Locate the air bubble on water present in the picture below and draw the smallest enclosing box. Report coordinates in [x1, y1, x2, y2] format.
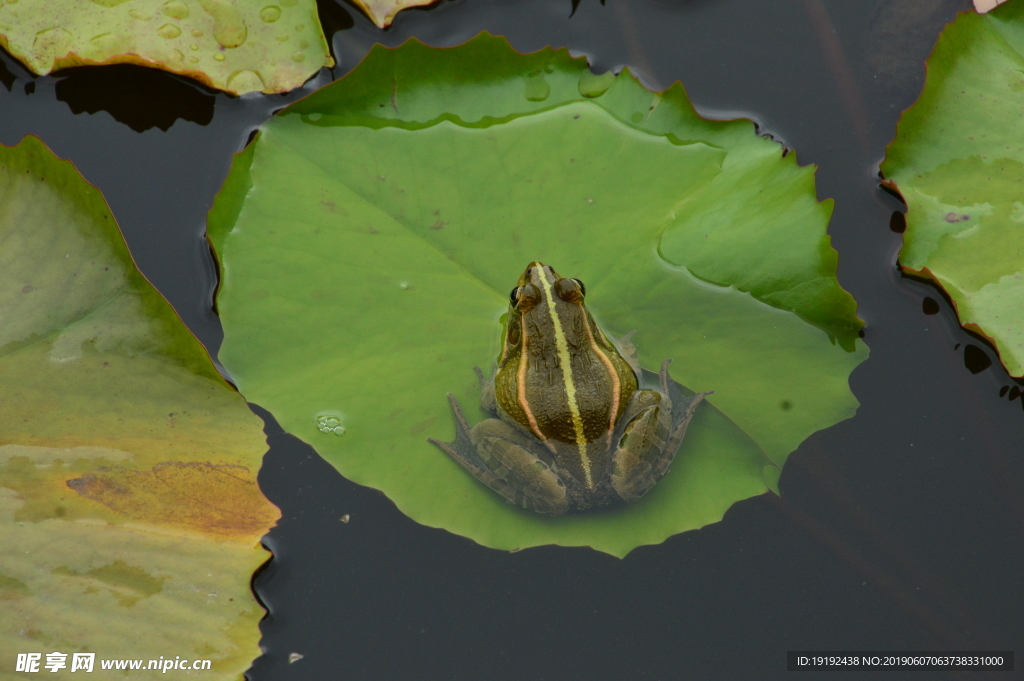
[316, 411, 346, 436]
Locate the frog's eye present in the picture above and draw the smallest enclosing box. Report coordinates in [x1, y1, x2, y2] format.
[511, 284, 541, 310]
[571, 278, 586, 297]
[554, 277, 585, 303]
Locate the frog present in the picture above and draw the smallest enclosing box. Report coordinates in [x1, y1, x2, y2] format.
[429, 261, 711, 515]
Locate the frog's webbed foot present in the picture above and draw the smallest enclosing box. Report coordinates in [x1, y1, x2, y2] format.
[658, 360, 713, 464]
[429, 393, 491, 473]
[474, 365, 497, 414]
[610, 361, 711, 502]
[429, 394, 569, 515]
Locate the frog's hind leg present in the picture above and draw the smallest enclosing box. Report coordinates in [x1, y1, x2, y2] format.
[429, 394, 569, 515]
[609, 392, 674, 502]
[610, 361, 710, 502]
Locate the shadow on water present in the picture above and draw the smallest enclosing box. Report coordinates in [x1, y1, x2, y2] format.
[54, 64, 216, 133]
[0, 57, 14, 92]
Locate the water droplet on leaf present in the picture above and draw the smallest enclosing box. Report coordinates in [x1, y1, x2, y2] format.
[161, 0, 189, 19]
[291, 51, 305, 62]
[316, 411, 345, 436]
[578, 70, 615, 98]
[524, 74, 550, 102]
[158, 23, 181, 39]
[226, 69, 264, 93]
[214, 52, 225, 61]
[33, 27, 74, 64]
[259, 5, 281, 22]
[199, 0, 248, 48]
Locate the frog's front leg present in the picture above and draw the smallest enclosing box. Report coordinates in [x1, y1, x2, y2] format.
[610, 361, 709, 502]
[429, 394, 569, 515]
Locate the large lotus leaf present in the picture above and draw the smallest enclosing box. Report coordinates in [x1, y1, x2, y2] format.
[208, 34, 866, 556]
[349, 0, 439, 29]
[0, 0, 332, 95]
[882, 3, 1024, 376]
[0, 136, 277, 678]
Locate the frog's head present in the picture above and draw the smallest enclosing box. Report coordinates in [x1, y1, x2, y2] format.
[500, 262, 588, 364]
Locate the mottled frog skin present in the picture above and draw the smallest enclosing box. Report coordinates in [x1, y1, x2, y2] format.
[430, 262, 709, 515]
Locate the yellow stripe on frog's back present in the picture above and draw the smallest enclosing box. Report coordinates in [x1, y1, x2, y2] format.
[535, 268, 594, 489]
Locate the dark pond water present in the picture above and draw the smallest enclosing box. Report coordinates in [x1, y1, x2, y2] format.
[3, 0, 1022, 678]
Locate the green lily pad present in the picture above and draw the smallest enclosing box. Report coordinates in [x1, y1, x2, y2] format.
[882, 3, 1024, 376]
[0, 136, 276, 676]
[208, 34, 866, 557]
[0, 0, 332, 95]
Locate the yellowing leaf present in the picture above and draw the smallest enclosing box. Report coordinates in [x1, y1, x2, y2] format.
[348, 0, 439, 28]
[0, 0, 333, 95]
[975, 0, 1010, 13]
[0, 136, 276, 678]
